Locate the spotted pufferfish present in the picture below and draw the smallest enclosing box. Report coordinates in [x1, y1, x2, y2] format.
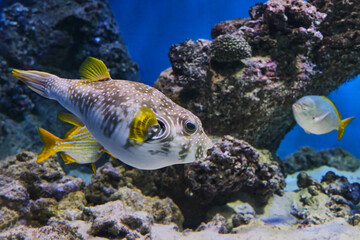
[12, 57, 213, 170]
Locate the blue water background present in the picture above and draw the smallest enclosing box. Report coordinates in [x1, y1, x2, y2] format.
[110, 0, 360, 159]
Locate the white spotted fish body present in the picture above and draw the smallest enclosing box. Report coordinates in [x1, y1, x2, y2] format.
[12, 57, 213, 170]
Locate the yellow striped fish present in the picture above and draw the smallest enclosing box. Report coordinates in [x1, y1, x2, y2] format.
[12, 57, 213, 170]
[37, 112, 104, 174]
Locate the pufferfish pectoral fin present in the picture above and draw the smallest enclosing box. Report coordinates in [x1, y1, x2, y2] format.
[129, 106, 159, 142]
[79, 57, 111, 82]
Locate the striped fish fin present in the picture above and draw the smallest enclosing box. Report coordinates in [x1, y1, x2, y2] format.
[63, 126, 81, 139]
[37, 128, 62, 163]
[69, 126, 97, 141]
[60, 152, 77, 164]
[58, 112, 84, 127]
[100, 148, 117, 159]
[91, 163, 97, 175]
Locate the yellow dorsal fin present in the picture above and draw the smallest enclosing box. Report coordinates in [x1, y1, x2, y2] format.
[79, 57, 111, 82]
[37, 128, 62, 163]
[60, 152, 78, 164]
[63, 126, 81, 139]
[320, 96, 341, 122]
[129, 106, 159, 142]
[337, 117, 355, 140]
[58, 112, 84, 127]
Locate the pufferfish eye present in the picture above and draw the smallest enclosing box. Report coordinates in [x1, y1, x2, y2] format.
[184, 120, 197, 134]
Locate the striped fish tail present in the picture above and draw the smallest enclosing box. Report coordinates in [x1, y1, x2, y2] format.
[37, 128, 62, 163]
[12, 69, 58, 98]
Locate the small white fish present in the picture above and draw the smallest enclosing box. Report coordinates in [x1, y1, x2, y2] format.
[12, 57, 213, 170]
[292, 95, 355, 140]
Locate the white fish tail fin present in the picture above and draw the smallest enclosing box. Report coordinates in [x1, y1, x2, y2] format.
[337, 117, 355, 140]
[12, 69, 58, 98]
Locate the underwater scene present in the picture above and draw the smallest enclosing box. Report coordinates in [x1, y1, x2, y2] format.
[1, 0, 360, 239]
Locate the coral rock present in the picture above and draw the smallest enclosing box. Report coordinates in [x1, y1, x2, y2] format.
[283, 147, 360, 174]
[86, 172, 184, 227]
[0, 151, 85, 225]
[0, 207, 19, 232]
[210, 33, 252, 62]
[183, 136, 285, 203]
[321, 171, 360, 205]
[293, 172, 354, 226]
[0, 224, 83, 240]
[232, 203, 256, 227]
[196, 214, 229, 234]
[84, 200, 153, 239]
[0, 176, 29, 210]
[151, 135, 285, 228]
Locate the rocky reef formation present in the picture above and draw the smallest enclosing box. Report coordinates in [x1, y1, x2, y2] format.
[1, 150, 360, 239]
[86, 135, 285, 228]
[282, 146, 360, 174]
[0, 0, 140, 159]
[0, 151, 183, 239]
[292, 171, 357, 225]
[155, 0, 360, 152]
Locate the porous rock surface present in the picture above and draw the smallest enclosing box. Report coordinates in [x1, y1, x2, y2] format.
[1, 151, 360, 238]
[291, 171, 360, 226]
[0, 151, 184, 239]
[87, 135, 286, 228]
[282, 146, 360, 174]
[155, 0, 360, 152]
[0, 0, 140, 159]
[152, 135, 285, 228]
[0, 151, 85, 227]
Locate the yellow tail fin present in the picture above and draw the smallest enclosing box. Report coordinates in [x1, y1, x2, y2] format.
[337, 117, 355, 140]
[37, 128, 62, 163]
